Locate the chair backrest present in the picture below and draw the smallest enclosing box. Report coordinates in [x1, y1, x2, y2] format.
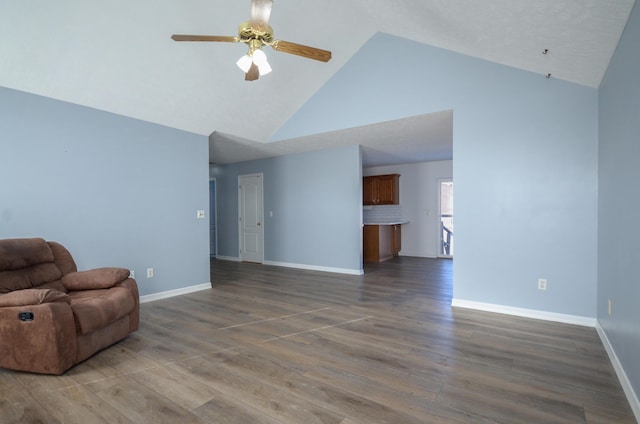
[0, 238, 76, 294]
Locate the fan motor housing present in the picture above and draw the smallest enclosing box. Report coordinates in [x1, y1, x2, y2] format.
[238, 21, 274, 45]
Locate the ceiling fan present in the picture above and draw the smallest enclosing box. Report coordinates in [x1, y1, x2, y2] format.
[171, 0, 332, 81]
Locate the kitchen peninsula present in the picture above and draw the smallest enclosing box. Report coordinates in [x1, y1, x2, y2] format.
[363, 221, 409, 263]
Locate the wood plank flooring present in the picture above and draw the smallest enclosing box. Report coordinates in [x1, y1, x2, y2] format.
[0, 256, 635, 423]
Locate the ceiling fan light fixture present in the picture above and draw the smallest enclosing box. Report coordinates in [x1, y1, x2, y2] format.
[252, 49, 272, 75]
[237, 48, 271, 76]
[236, 54, 253, 73]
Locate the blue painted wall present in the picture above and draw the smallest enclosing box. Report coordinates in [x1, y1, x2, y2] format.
[598, 1, 640, 404]
[274, 33, 599, 318]
[211, 144, 362, 273]
[0, 87, 210, 296]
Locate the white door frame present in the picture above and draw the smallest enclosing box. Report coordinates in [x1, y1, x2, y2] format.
[437, 178, 453, 258]
[238, 173, 264, 263]
[209, 178, 218, 258]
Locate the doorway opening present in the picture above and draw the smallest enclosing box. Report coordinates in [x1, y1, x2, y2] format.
[438, 179, 453, 258]
[209, 179, 217, 257]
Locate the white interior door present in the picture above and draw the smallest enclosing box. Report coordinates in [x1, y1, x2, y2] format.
[238, 174, 264, 263]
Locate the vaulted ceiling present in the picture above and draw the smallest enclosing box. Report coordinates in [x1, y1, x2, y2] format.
[1, 1, 635, 165]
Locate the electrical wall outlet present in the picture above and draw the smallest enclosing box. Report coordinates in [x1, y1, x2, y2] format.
[197, 209, 205, 219]
[538, 278, 547, 290]
[147, 268, 154, 278]
[129, 270, 135, 279]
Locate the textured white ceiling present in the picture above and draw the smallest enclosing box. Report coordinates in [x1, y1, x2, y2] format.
[1, 0, 635, 165]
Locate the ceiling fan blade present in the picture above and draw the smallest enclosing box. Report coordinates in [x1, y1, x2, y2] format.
[272, 40, 332, 62]
[250, 0, 273, 29]
[171, 35, 238, 43]
[245, 62, 260, 81]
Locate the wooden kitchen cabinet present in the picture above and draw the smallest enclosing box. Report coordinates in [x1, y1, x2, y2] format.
[363, 177, 377, 205]
[364, 224, 401, 263]
[363, 174, 400, 205]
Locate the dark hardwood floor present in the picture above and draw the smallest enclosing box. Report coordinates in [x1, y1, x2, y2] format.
[0, 256, 635, 423]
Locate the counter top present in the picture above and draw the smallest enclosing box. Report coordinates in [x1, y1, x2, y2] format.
[363, 221, 409, 226]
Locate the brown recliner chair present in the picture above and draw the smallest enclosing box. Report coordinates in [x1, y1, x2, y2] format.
[0, 237, 139, 375]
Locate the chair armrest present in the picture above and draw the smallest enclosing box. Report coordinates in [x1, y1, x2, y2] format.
[62, 267, 131, 290]
[0, 301, 77, 374]
[0, 289, 70, 307]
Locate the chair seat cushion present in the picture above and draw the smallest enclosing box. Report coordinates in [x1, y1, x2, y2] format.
[69, 287, 135, 335]
[0, 288, 70, 307]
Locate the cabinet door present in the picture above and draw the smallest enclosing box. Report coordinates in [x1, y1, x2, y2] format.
[376, 174, 399, 204]
[392, 225, 401, 255]
[363, 176, 377, 205]
[363, 225, 380, 262]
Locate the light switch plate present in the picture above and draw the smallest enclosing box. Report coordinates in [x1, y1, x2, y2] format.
[197, 210, 205, 219]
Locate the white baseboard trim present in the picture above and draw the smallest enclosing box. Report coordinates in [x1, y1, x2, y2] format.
[398, 253, 438, 259]
[212, 256, 362, 275]
[596, 323, 640, 422]
[214, 255, 239, 262]
[263, 260, 363, 276]
[140, 283, 212, 304]
[451, 299, 597, 327]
